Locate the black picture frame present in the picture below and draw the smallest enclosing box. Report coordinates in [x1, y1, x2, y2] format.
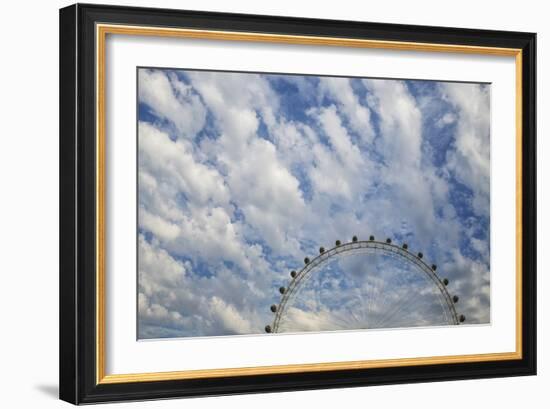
[60, 3, 536, 404]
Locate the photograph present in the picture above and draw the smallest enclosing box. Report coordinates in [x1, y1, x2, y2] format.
[137, 67, 490, 339]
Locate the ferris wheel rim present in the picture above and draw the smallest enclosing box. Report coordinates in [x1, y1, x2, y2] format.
[266, 236, 464, 334]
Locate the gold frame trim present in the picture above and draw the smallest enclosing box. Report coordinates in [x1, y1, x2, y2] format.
[96, 23, 523, 385]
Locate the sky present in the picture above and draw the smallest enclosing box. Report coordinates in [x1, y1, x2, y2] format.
[136, 67, 491, 339]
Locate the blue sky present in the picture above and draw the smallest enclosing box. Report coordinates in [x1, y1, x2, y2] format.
[137, 68, 490, 339]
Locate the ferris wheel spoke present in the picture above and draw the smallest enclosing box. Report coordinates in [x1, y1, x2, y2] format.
[355, 287, 370, 328]
[381, 292, 429, 327]
[374, 268, 433, 328]
[370, 265, 408, 327]
[373, 285, 419, 328]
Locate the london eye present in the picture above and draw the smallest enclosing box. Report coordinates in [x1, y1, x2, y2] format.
[265, 235, 465, 334]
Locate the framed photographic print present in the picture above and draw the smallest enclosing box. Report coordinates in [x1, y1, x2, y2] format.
[59, 3, 536, 404]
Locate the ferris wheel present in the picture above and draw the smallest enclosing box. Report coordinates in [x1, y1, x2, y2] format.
[265, 235, 465, 334]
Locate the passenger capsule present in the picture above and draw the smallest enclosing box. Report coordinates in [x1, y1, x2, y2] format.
[352, 236, 358, 242]
[279, 286, 286, 294]
[369, 235, 375, 241]
[270, 304, 277, 313]
[304, 257, 310, 264]
[453, 295, 459, 303]
[319, 247, 325, 254]
[459, 315, 466, 323]
[443, 278, 449, 286]
[402, 243, 408, 249]
[265, 325, 272, 333]
[417, 252, 423, 259]
[290, 270, 297, 278]
[335, 240, 341, 246]
[386, 238, 392, 244]
[431, 264, 437, 271]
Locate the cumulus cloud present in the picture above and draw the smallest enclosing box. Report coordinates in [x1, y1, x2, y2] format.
[138, 69, 207, 139]
[139, 121, 230, 207]
[307, 105, 367, 199]
[319, 77, 375, 143]
[185, 71, 307, 255]
[439, 82, 491, 217]
[363, 78, 423, 166]
[137, 68, 491, 338]
[138, 235, 261, 337]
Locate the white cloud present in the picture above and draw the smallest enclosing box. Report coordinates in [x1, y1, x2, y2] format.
[319, 77, 375, 143]
[139, 121, 230, 207]
[302, 105, 372, 205]
[138, 69, 207, 139]
[138, 235, 262, 337]
[439, 83, 491, 217]
[187, 72, 308, 255]
[360, 78, 447, 245]
[315, 105, 364, 169]
[363, 78, 423, 167]
[436, 112, 457, 128]
[442, 249, 490, 324]
[138, 121, 266, 272]
[207, 297, 254, 334]
[139, 208, 181, 242]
